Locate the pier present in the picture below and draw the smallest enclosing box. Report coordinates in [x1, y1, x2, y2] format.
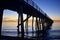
[0, 0, 53, 40]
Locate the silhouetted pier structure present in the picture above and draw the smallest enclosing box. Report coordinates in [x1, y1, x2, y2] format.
[0, 0, 53, 40]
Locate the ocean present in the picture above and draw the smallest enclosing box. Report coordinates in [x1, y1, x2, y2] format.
[1, 21, 60, 39]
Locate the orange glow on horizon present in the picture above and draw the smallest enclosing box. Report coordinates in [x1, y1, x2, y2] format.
[50, 17, 60, 20]
[3, 17, 18, 22]
[3, 15, 60, 22]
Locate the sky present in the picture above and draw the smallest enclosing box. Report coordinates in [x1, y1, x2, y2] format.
[3, 0, 60, 21]
[33, 0, 60, 20]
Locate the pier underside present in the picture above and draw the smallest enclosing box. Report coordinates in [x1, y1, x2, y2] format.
[0, 0, 53, 40]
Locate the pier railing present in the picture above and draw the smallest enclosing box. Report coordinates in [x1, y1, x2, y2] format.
[24, 0, 45, 15]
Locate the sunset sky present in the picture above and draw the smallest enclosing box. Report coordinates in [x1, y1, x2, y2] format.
[33, 0, 60, 20]
[3, 0, 60, 22]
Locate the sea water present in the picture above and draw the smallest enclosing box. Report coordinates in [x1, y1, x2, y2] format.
[1, 21, 60, 39]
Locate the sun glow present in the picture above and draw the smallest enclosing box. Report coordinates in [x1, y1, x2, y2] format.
[51, 17, 60, 20]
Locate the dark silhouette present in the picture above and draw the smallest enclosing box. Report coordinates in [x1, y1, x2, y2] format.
[0, 0, 53, 40]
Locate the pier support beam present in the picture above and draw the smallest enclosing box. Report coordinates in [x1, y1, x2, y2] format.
[21, 12, 24, 38]
[39, 18, 42, 30]
[17, 7, 24, 38]
[39, 18, 41, 30]
[17, 13, 21, 37]
[0, 9, 3, 37]
[25, 14, 28, 36]
[35, 17, 39, 31]
[35, 17, 37, 33]
[32, 16, 34, 36]
[41, 19, 45, 30]
[35, 17, 40, 39]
